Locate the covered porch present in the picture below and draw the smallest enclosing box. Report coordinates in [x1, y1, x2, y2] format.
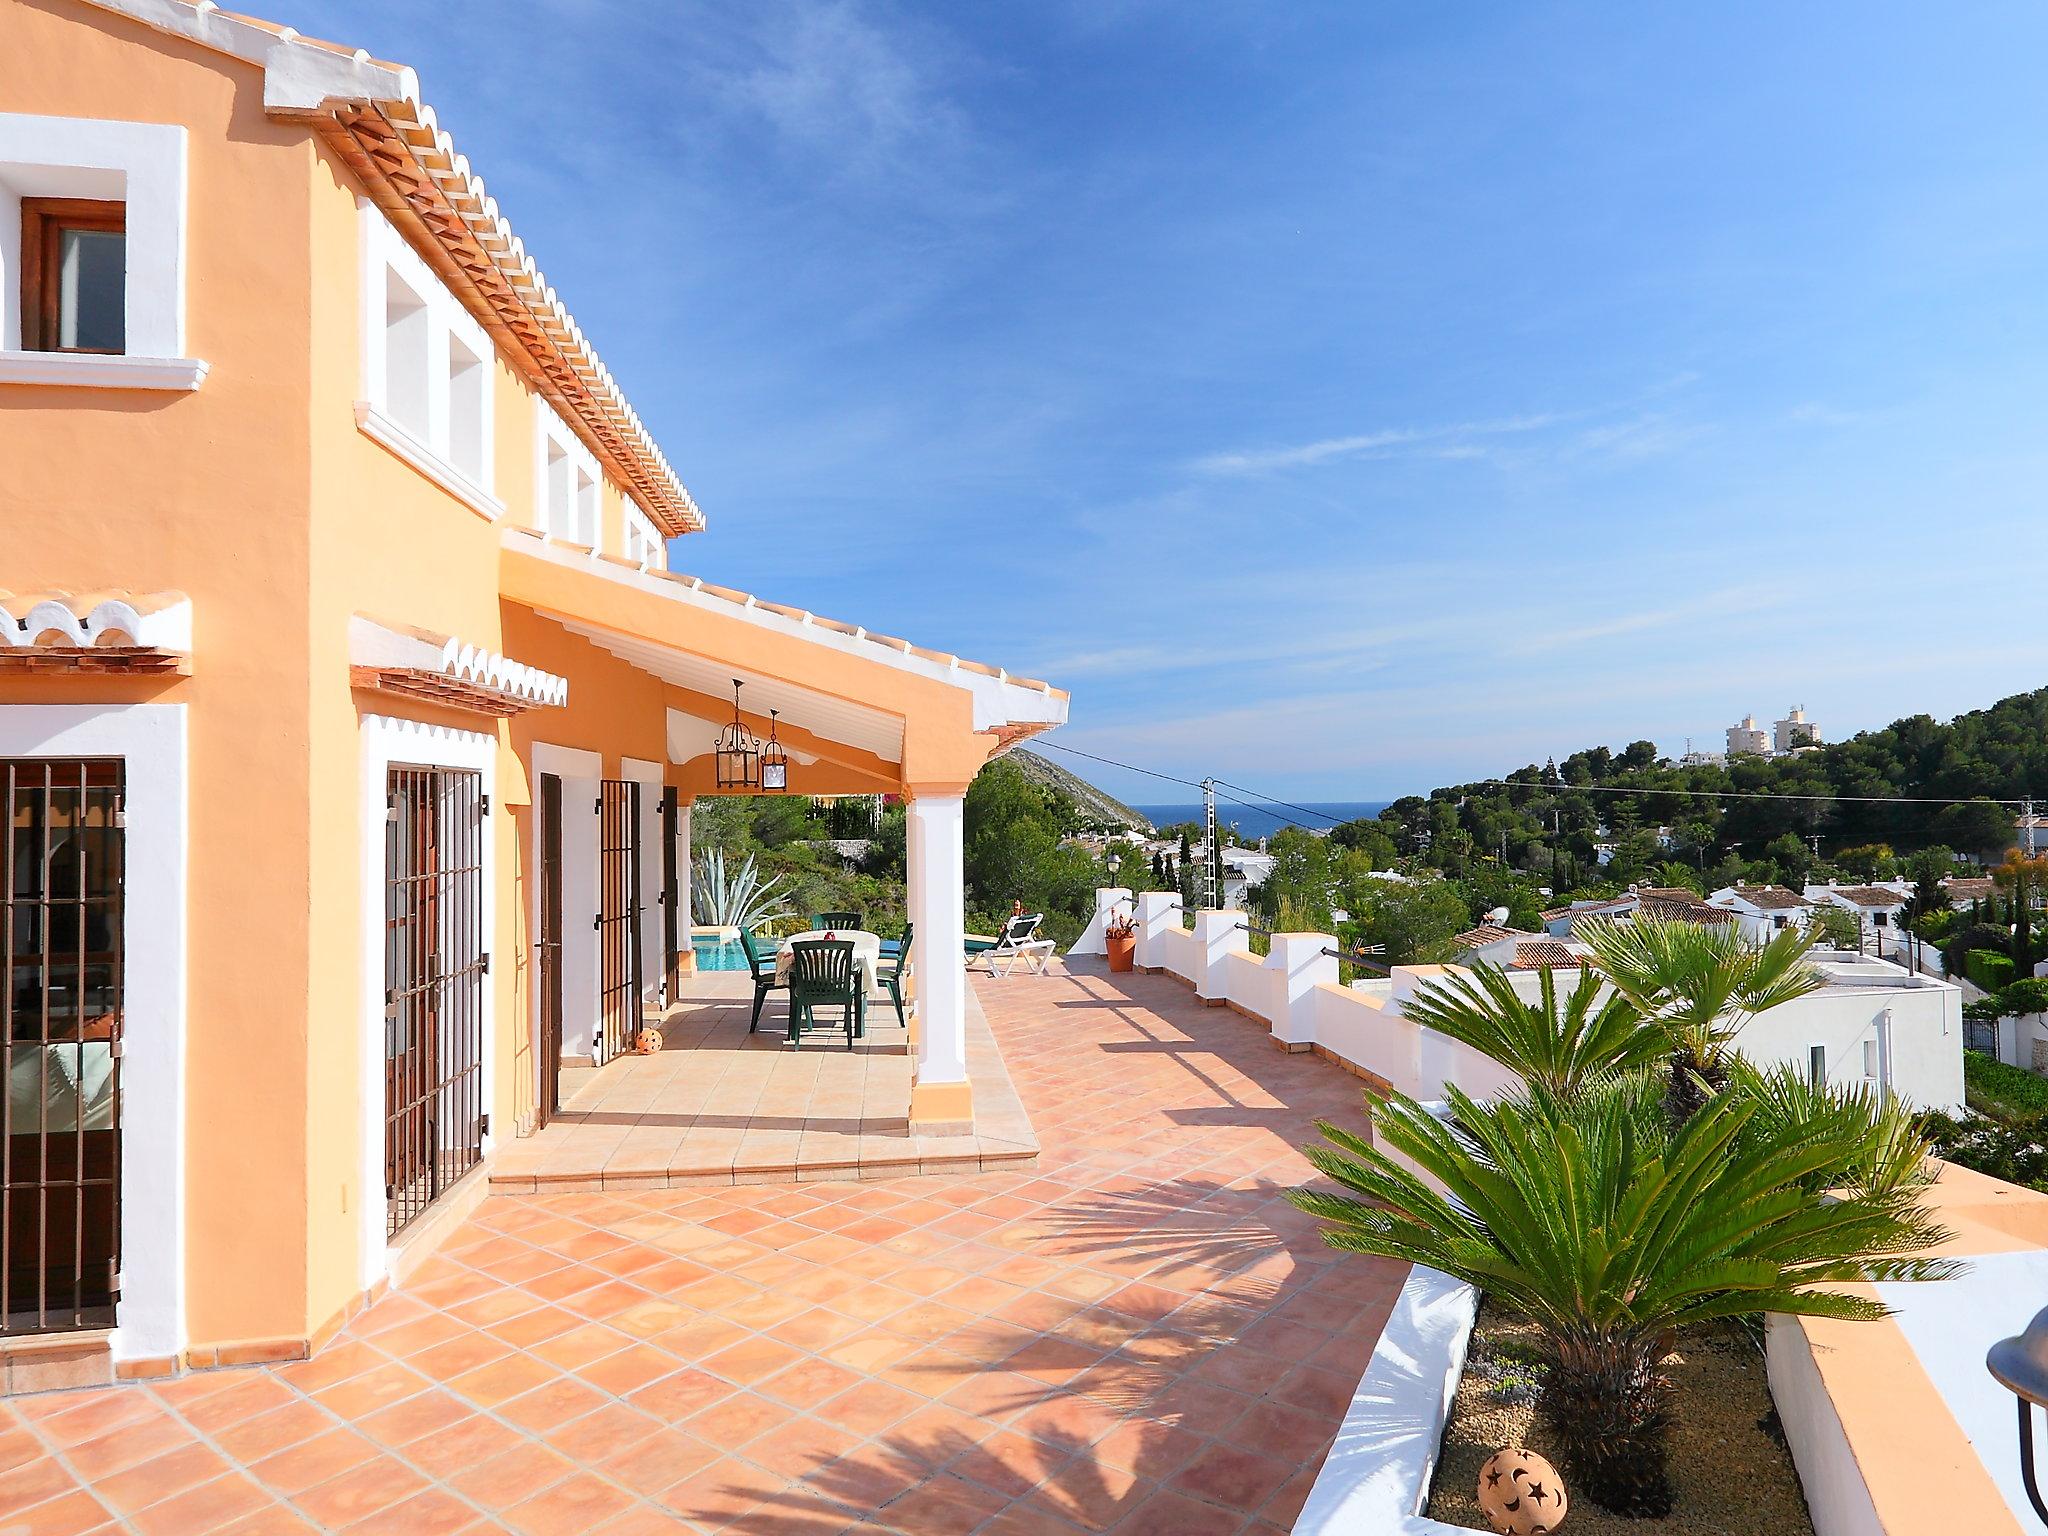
[498, 527, 1067, 1154]
[488, 969, 1039, 1189]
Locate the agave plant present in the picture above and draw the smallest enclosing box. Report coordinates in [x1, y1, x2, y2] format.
[1579, 915, 1823, 1128]
[1401, 960, 1664, 1102]
[1293, 1083, 1958, 1516]
[693, 847, 793, 933]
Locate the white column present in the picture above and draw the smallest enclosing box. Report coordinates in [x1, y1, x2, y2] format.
[1265, 932, 1338, 1050]
[1194, 908, 1248, 1004]
[1135, 891, 1180, 971]
[907, 791, 970, 1128]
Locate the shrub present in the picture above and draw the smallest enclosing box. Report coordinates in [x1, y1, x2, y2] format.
[2003, 978, 2048, 1018]
[1968, 949, 2017, 991]
[1965, 1049, 2048, 1120]
[1946, 923, 2012, 976]
[1918, 1108, 2048, 1190]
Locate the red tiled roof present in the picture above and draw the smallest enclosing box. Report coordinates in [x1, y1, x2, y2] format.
[1451, 924, 1531, 950]
[1727, 885, 1810, 911]
[1826, 886, 1906, 908]
[1510, 940, 1588, 970]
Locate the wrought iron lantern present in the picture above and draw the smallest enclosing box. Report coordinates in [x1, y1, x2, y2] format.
[714, 678, 759, 790]
[760, 710, 790, 792]
[1988, 1305, 2048, 1526]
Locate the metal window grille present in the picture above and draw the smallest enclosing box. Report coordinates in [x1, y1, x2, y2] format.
[3, 759, 123, 1337]
[597, 779, 642, 1061]
[383, 765, 486, 1239]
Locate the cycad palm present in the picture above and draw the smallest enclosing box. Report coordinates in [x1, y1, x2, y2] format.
[1292, 1084, 1956, 1515]
[1579, 915, 1822, 1127]
[1401, 961, 1664, 1100]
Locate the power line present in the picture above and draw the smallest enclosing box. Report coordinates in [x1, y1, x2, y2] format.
[1032, 741, 1204, 791]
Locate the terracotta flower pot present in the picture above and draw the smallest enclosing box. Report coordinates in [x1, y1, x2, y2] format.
[1106, 931, 1137, 972]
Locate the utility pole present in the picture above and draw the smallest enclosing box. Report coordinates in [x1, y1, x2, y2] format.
[1201, 778, 1219, 911]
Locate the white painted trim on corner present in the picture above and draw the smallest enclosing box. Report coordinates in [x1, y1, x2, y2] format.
[0, 704, 187, 1362]
[0, 351, 208, 390]
[1294, 1265, 1480, 1535]
[529, 744, 602, 1084]
[354, 400, 506, 522]
[356, 715, 497, 1292]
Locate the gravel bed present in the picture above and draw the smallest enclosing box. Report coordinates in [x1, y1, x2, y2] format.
[1425, 1303, 1814, 1535]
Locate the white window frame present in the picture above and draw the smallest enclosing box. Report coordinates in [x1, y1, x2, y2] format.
[623, 498, 666, 569]
[355, 200, 503, 522]
[534, 399, 602, 547]
[0, 112, 205, 390]
[0, 704, 188, 1364]
[356, 715, 497, 1289]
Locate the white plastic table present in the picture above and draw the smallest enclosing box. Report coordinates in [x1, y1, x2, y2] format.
[774, 929, 883, 993]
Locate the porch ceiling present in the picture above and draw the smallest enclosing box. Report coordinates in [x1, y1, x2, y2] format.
[556, 615, 906, 765]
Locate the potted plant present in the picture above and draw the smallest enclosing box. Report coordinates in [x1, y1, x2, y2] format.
[1105, 909, 1138, 972]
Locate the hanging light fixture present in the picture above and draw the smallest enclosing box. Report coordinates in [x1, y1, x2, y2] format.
[760, 709, 790, 792]
[714, 678, 760, 790]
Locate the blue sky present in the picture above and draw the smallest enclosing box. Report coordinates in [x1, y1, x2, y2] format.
[274, 1, 2048, 805]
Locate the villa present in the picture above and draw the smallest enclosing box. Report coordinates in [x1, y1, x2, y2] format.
[1, 0, 1066, 1392]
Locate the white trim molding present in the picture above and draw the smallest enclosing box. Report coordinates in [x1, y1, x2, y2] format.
[356, 198, 499, 517]
[0, 704, 188, 1363]
[355, 714, 497, 1291]
[0, 112, 193, 363]
[0, 351, 207, 390]
[354, 402, 505, 522]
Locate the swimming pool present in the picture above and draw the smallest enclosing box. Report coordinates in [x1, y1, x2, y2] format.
[691, 934, 753, 972]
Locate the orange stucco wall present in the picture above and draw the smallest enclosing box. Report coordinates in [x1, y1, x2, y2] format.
[1, 0, 322, 1348]
[2, 0, 1013, 1360]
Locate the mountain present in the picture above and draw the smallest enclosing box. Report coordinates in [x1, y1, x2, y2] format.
[1008, 748, 1154, 833]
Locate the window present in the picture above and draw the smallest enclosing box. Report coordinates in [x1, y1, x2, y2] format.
[1862, 1039, 1879, 1079]
[534, 399, 602, 545]
[624, 499, 666, 569]
[0, 114, 197, 388]
[355, 201, 499, 517]
[20, 198, 125, 353]
[1807, 1044, 1826, 1088]
[1773, 915, 1788, 930]
[1873, 911, 1888, 927]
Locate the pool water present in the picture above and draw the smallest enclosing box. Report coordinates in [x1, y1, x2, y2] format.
[691, 935, 753, 972]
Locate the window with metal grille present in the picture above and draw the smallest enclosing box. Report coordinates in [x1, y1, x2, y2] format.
[383, 765, 486, 1240]
[597, 779, 642, 1061]
[4, 759, 122, 1337]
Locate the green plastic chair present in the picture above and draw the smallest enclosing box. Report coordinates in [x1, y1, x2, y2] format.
[738, 927, 784, 1034]
[787, 939, 860, 1049]
[812, 910, 862, 932]
[876, 923, 913, 1028]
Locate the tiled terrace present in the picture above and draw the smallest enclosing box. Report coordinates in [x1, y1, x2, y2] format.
[0, 964, 1406, 1535]
[490, 975, 1037, 1192]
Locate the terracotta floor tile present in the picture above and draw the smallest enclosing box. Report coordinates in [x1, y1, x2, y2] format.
[291, 1457, 428, 1529]
[400, 1412, 526, 1480]
[685, 1388, 795, 1449]
[502, 1471, 634, 1535]
[4, 1486, 115, 1536]
[95, 1440, 231, 1516]
[1167, 1441, 1294, 1514]
[249, 1428, 381, 1497]
[0, 1455, 85, 1522]
[448, 1441, 578, 1511]
[338, 1486, 477, 1536]
[129, 1472, 276, 1536]
[65, 1406, 197, 1480]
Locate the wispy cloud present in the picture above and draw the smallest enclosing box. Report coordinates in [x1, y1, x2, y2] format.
[1190, 412, 1568, 475]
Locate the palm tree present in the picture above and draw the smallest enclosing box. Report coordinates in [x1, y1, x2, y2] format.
[1292, 1083, 1957, 1516]
[1579, 915, 1822, 1129]
[1400, 960, 1664, 1101]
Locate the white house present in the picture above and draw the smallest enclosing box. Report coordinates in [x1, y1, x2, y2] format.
[1541, 884, 1732, 937]
[1710, 883, 1813, 939]
[1805, 882, 1911, 951]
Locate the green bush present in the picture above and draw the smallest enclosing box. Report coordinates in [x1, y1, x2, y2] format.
[1947, 923, 2012, 976]
[1968, 948, 2017, 991]
[1918, 1107, 2048, 1190]
[2002, 978, 2048, 1017]
[1965, 1049, 2048, 1121]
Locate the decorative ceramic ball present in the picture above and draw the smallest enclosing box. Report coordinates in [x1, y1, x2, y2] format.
[635, 1027, 663, 1055]
[1476, 1447, 1567, 1534]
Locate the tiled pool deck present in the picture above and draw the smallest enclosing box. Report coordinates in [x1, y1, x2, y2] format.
[0, 963, 1405, 1534]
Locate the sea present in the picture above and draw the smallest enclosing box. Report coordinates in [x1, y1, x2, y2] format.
[1131, 801, 1391, 841]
